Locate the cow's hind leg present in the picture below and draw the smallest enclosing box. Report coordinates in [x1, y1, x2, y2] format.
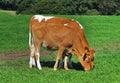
[29, 44, 36, 68]
[35, 49, 42, 70]
[58, 54, 65, 69]
[34, 40, 42, 70]
[68, 54, 73, 68]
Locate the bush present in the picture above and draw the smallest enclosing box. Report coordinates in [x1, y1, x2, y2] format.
[16, 0, 67, 14]
[0, 0, 22, 10]
[16, 0, 34, 14]
[16, 0, 120, 15]
[115, 10, 120, 16]
[97, 0, 117, 15]
[85, 9, 100, 15]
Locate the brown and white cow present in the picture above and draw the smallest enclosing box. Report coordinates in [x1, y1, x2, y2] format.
[29, 15, 95, 71]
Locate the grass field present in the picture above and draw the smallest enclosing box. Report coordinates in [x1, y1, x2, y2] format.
[0, 11, 120, 83]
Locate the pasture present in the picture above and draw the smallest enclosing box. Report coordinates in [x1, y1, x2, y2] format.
[0, 11, 120, 83]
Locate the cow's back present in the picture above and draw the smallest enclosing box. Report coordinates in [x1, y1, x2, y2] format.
[46, 17, 71, 24]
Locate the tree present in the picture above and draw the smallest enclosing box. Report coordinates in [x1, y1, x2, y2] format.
[97, 0, 117, 15]
[60, 0, 78, 14]
[16, 0, 37, 14]
[0, 0, 22, 10]
[35, 0, 67, 14]
[16, 0, 67, 14]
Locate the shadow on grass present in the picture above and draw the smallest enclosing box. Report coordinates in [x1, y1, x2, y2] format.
[41, 61, 84, 71]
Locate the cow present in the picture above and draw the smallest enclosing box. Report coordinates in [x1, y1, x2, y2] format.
[29, 15, 95, 71]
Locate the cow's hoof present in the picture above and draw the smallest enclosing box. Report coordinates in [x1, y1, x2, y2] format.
[54, 68, 57, 71]
[32, 63, 36, 67]
[38, 68, 42, 70]
[37, 66, 42, 70]
[29, 64, 32, 68]
[32, 64, 36, 67]
[65, 68, 69, 70]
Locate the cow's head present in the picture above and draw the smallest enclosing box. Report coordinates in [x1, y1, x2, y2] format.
[69, 46, 95, 71]
[82, 47, 95, 71]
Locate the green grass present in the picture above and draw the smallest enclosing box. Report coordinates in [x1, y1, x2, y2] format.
[0, 12, 31, 52]
[0, 11, 120, 83]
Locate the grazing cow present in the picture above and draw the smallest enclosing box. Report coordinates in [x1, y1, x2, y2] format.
[29, 15, 95, 71]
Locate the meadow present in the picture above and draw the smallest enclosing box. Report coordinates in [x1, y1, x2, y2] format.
[0, 11, 120, 83]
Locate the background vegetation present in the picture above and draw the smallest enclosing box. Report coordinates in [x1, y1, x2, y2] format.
[0, 11, 120, 83]
[0, 0, 120, 15]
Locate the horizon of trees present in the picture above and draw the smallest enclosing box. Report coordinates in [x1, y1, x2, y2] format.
[0, 0, 120, 15]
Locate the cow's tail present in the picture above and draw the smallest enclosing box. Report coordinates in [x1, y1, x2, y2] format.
[29, 24, 34, 48]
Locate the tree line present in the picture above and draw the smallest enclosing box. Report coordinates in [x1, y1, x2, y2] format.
[0, 0, 120, 15]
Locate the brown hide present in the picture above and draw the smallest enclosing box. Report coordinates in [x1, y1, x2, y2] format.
[29, 15, 95, 71]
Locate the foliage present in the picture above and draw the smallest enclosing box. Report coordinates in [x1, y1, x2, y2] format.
[0, 0, 22, 10]
[85, 9, 100, 15]
[97, 0, 117, 15]
[16, 0, 67, 14]
[1, 0, 120, 15]
[34, 0, 67, 14]
[16, 0, 35, 14]
[115, 10, 120, 16]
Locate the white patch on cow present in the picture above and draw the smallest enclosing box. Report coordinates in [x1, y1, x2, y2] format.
[76, 21, 84, 29]
[71, 19, 84, 29]
[79, 24, 84, 29]
[34, 15, 54, 22]
[64, 23, 68, 26]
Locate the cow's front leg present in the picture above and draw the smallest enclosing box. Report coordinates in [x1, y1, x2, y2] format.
[64, 56, 68, 70]
[54, 46, 65, 70]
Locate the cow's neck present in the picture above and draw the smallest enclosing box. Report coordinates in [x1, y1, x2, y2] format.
[73, 38, 85, 56]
